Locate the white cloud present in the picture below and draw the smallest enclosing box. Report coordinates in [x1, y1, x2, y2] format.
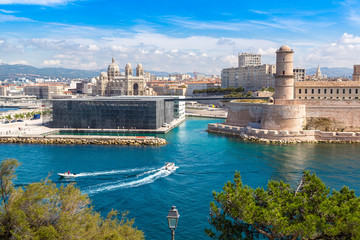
[88, 44, 100, 51]
[304, 33, 360, 68]
[9, 60, 28, 65]
[0, 9, 18, 13]
[0, 0, 74, 5]
[43, 59, 61, 66]
[170, 48, 179, 54]
[257, 47, 277, 56]
[0, 13, 33, 22]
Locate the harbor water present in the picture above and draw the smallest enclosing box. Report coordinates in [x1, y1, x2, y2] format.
[1, 117, 360, 239]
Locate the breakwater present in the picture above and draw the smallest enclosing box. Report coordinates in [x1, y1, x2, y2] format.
[0, 135, 167, 146]
[208, 123, 360, 144]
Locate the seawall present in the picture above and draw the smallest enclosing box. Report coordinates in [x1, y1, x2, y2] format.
[0, 135, 167, 146]
[208, 123, 360, 144]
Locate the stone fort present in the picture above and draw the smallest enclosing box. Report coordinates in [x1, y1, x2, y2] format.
[209, 45, 360, 142]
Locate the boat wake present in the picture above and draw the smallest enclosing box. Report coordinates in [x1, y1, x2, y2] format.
[83, 166, 178, 195]
[71, 167, 153, 177]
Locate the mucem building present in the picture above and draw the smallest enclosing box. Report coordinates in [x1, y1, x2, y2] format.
[50, 97, 175, 129]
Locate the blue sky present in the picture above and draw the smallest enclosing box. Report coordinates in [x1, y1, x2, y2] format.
[0, 0, 359, 74]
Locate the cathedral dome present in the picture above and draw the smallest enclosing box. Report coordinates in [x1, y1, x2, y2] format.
[108, 57, 120, 73]
[100, 72, 108, 78]
[126, 62, 132, 69]
[136, 63, 143, 69]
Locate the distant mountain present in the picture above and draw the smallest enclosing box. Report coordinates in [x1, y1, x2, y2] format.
[306, 67, 353, 78]
[0, 63, 216, 81]
[0, 64, 100, 80]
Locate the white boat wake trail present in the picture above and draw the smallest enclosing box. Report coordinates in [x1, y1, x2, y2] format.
[74, 167, 152, 177]
[84, 166, 178, 195]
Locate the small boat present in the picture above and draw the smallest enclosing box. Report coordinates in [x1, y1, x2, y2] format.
[164, 162, 175, 171]
[57, 172, 77, 178]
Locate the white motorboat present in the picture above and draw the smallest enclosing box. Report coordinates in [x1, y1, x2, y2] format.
[58, 172, 77, 178]
[164, 162, 175, 171]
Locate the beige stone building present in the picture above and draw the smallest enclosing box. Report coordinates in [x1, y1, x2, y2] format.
[295, 81, 360, 100]
[0, 86, 8, 96]
[24, 85, 61, 99]
[96, 57, 154, 96]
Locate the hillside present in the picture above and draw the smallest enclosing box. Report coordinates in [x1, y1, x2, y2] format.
[306, 67, 352, 78]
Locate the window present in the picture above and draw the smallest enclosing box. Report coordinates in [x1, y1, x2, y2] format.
[305, 89, 308, 94]
[324, 89, 327, 94]
[349, 89, 352, 94]
[356, 89, 358, 94]
[343, 89, 345, 94]
[330, 89, 333, 94]
[312, 89, 314, 94]
[283, 71, 285, 75]
[337, 89, 339, 94]
[299, 89, 302, 94]
[311, 97, 314, 99]
[318, 89, 320, 94]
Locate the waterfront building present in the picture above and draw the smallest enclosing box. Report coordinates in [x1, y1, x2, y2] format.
[238, 53, 261, 67]
[50, 96, 185, 130]
[96, 58, 154, 97]
[353, 65, 360, 81]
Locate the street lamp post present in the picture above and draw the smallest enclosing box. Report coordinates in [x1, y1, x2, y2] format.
[167, 206, 180, 240]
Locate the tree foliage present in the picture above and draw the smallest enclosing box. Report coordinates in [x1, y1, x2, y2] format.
[193, 87, 244, 95]
[0, 159, 144, 240]
[206, 171, 360, 240]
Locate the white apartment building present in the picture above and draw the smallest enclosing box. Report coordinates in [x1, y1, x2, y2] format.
[221, 64, 276, 90]
[238, 53, 261, 67]
[294, 68, 306, 81]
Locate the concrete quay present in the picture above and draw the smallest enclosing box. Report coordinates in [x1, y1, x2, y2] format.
[207, 123, 360, 144]
[0, 118, 173, 146]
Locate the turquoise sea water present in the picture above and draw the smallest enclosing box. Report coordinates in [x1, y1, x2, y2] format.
[1, 117, 360, 239]
[0, 108, 18, 112]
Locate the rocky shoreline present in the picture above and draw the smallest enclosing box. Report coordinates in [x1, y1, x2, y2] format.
[0, 136, 167, 146]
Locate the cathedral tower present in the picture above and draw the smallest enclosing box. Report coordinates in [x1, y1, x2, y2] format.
[274, 45, 294, 100]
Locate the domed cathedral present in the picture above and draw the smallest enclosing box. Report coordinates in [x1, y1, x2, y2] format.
[96, 58, 154, 96]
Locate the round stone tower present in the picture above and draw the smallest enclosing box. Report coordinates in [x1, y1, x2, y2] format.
[274, 45, 294, 100]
